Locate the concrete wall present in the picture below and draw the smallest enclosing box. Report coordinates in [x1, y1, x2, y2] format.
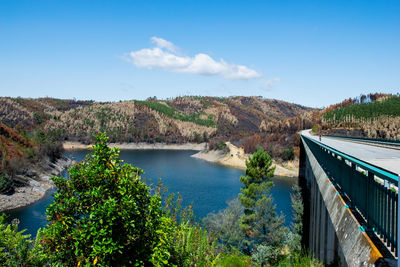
[300, 136, 383, 266]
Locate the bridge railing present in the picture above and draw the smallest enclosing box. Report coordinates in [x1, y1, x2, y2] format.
[301, 134, 398, 256]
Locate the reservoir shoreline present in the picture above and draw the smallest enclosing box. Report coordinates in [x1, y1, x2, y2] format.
[0, 157, 73, 213]
[64, 141, 299, 177]
[1, 142, 298, 213]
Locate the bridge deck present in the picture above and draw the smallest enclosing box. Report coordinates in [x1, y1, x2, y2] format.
[302, 130, 400, 174]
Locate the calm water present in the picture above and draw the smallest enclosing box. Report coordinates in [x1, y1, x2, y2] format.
[6, 150, 297, 237]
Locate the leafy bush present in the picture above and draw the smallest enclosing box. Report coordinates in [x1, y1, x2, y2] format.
[281, 147, 294, 161]
[171, 222, 220, 266]
[0, 214, 46, 266]
[42, 133, 174, 266]
[214, 249, 252, 267]
[0, 173, 13, 195]
[251, 244, 282, 266]
[203, 198, 245, 249]
[275, 250, 323, 267]
[215, 141, 227, 150]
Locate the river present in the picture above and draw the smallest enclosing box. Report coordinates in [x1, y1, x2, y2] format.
[6, 149, 297, 237]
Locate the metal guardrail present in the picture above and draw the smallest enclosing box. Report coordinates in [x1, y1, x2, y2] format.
[301, 134, 398, 256]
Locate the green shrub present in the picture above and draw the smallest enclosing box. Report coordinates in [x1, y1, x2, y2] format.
[215, 141, 227, 150]
[214, 249, 252, 267]
[281, 147, 294, 161]
[0, 173, 13, 195]
[171, 222, 221, 266]
[203, 198, 245, 249]
[0, 214, 47, 266]
[42, 133, 174, 266]
[275, 251, 323, 267]
[311, 124, 319, 133]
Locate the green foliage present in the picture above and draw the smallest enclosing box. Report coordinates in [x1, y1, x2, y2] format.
[215, 141, 227, 150]
[0, 214, 47, 266]
[171, 222, 221, 266]
[136, 100, 217, 127]
[286, 185, 304, 255]
[311, 124, 319, 133]
[214, 249, 252, 267]
[193, 131, 203, 143]
[275, 250, 323, 267]
[203, 198, 245, 250]
[32, 112, 51, 125]
[155, 136, 165, 143]
[0, 173, 13, 195]
[203, 198, 245, 249]
[239, 148, 286, 261]
[251, 244, 282, 266]
[32, 129, 64, 162]
[281, 147, 294, 161]
[42, 133, 173, 266]
[323, 96, 400, 122]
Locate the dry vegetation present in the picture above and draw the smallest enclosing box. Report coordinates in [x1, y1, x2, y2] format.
[319, 93, 400, 139]
[0, 96, 318, 179]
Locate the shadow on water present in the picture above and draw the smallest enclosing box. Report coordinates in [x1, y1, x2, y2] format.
[5, 149, 297, 237]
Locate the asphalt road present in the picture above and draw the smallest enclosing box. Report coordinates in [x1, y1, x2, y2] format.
[301, 130, 400, 174]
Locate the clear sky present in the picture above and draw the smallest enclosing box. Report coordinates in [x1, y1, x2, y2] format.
[0, 0, 399, 107]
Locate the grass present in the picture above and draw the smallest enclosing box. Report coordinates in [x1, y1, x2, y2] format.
[135, 100, 217, 127]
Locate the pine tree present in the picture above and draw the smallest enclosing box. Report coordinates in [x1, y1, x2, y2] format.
[239, 148, 286, 257]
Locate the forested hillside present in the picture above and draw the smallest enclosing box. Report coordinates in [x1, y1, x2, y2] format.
[0, 96, 317, 157]
[319, 93, 400, 139]
[0, 95, 317, 193]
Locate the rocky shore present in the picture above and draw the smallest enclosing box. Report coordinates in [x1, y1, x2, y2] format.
[0, 157, 74, 213]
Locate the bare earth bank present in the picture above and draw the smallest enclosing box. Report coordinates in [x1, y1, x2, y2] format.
[0, 157, 74, 213]
[63, 141, 206, 151]
[191, 142, 299, 177]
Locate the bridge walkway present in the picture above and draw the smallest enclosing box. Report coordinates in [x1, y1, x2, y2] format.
[301, 130, 400, 174]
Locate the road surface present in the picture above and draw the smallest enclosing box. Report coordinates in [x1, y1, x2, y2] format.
[301, 130, 400, 174]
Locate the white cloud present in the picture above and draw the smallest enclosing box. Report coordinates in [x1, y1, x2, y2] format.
[150, 36, 178, 52]
[126, 37, 261, 80]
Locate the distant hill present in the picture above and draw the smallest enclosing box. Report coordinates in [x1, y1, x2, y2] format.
[0, 96, 317, 159]
[320, 93, 400, 139]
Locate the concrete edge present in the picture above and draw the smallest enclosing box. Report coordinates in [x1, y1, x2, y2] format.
[301, 136, 383, 265]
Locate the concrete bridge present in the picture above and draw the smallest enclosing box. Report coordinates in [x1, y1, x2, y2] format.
[299, 130, 400, 266]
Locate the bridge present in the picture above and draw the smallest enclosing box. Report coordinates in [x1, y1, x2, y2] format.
[299, 130, 400, 266]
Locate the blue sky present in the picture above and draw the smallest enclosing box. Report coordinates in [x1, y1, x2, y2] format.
[0, 0, 399, 107]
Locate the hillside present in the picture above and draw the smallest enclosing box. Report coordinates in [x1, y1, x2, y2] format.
[320, 93, 400, 139]
[0, 96, 317, 160]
